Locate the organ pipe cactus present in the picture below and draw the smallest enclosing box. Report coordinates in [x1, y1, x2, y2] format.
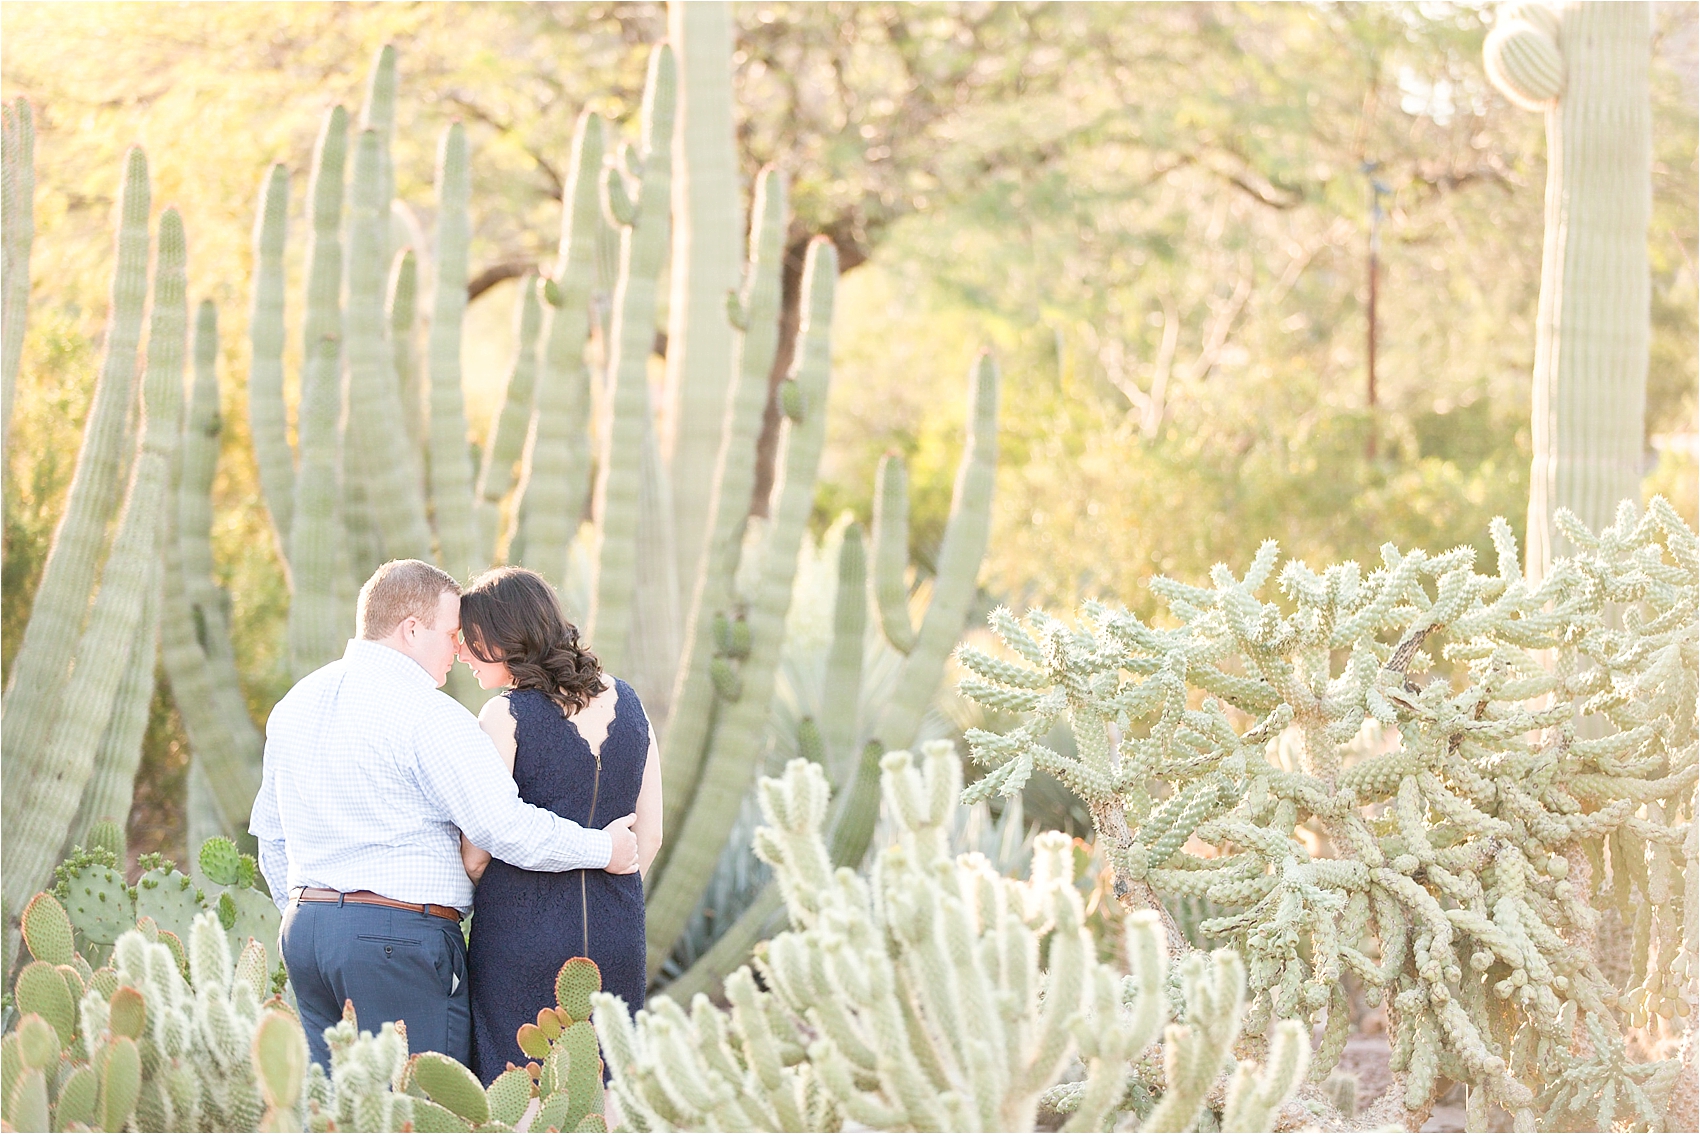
[158, 302, 265, 837]
[3, 204, 185, 918]
[519, 111, 605, 602]
[425, 121, 479, 583]
[1, 95, 33, 457]
[1482, 1, 1653, 580]
[2, 147, 152, 872]
[595, 744, 1307, 1132]
[664, 0, 744, 592]
[643, 237, 837, 973]
[959, 501, 1697, 1128]
[286, 105, 352, 678]
[206, 25, 1001, 992]
[589, 43, 676, 679]
[476, 271, 543, 561]
[658, 166, 790, 850]
[344, 126, 432, 578]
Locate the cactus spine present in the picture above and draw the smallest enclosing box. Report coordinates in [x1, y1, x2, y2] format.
[664, 0, 744, 592]
[589, 43, 676, 675]
[2, 96, 34, 457]
[4, 205, 185, 924]
[1483, 1, 1653, 579]
[2, 147, 151, 831]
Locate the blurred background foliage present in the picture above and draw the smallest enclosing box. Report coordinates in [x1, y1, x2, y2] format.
[3, 1, 1695, 860]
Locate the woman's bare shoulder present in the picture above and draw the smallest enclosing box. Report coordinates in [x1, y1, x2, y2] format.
[478, 691, 517, 727]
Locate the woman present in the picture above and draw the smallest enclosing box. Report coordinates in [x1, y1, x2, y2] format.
[455, 567, 662, 1084]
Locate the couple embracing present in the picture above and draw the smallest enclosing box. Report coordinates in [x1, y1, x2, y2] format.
[250, 559, 660, 1081]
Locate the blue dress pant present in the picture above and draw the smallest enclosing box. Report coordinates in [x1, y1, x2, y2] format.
[281, 898, 470, 1072]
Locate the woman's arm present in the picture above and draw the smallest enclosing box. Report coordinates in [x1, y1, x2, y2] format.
[634, 721, 664, 878]
[460, 694, 519, 883]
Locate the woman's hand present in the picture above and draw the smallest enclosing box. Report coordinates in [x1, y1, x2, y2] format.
[461, 832, 492, 884]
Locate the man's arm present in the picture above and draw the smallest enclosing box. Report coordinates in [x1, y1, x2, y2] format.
[412, 707, 614, 872]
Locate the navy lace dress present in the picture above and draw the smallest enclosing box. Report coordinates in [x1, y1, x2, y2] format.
[468, 681, 649, 1084]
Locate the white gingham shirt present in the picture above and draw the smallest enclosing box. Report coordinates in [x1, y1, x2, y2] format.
[249, 639, 611, 912]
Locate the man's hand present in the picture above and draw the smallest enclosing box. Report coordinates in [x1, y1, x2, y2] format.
[603, 814, 639, 874]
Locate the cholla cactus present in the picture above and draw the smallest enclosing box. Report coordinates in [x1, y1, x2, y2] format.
[958, 501, 1697, 1129]
[594, 743, 1307, 1132]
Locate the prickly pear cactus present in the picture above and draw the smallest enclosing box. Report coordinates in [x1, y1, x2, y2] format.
[958, 500, 1697, 1129]
[53, 848, 136, 958]
[201, 835, 282, 955]
[4, 892, 316, 1134]
[134, 853, 205, 943]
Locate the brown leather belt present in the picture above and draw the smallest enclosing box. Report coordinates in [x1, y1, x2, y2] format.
[291, 887, 462, 922]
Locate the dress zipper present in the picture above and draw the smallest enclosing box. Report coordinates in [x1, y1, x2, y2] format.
[581, 747, 602, 958]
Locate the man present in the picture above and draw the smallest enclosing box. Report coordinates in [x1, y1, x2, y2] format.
[250, 559, 638, 1070]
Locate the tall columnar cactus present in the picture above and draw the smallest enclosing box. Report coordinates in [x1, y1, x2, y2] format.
[2, 95, 34, 457]
[589, 43, 677, 677]
[247, 160, 294, 551]
[286, 105, 352, 678]
[425, 121, 479, 583]
[4, 204, 185, 918]
[643, 237, 838, 972]
[868, 354, 999, 748]
[1482, 1, 1653, 580]
[215, 29, 1001, 992]
[158, 302, 265, 839]
[658, 167, 790, 847]
[596, 744, 1308, 1132]
[519, 111, 606, 603]
[476, 271, 543, 561]
[664, 0, 744, 592]
[959, 500, 1696, 1128]
[344, 127, 433, 578]
[3, 147, 151, 838]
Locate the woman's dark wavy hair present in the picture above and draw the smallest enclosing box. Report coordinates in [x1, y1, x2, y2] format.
[459, 567, 603, 714]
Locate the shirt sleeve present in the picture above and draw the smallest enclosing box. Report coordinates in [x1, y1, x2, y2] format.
[250, 724, 291, 908]
[410, 704, 612, 872]
[257, 839, 290, 911]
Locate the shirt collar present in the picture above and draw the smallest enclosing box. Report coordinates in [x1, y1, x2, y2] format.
[343, 639, 439, 689]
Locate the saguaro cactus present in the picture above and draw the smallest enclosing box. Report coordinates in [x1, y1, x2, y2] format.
[1483, 1, 1653, 580]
